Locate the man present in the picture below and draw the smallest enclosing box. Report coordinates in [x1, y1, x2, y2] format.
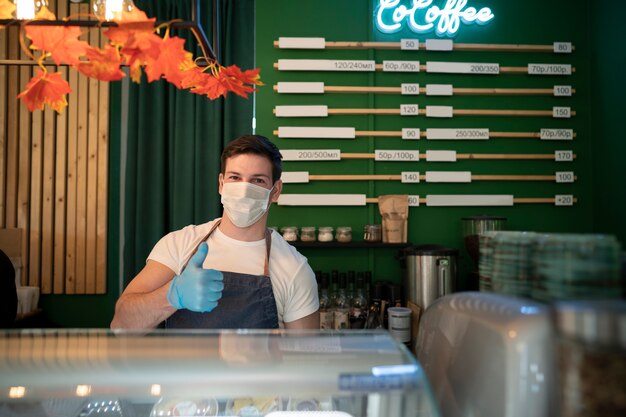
[111, 135, 319, 330]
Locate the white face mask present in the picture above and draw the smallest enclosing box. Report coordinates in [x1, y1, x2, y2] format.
[221, 182, 273, 228]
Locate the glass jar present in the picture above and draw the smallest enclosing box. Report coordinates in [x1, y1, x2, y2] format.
[300, 227, 317, 242]
[336, 227, 352, 243]
[363, 224, 382, 242]
[281, 226, 298, 242]
[555, 300, 626, 417]
[318, 227, 334, 242]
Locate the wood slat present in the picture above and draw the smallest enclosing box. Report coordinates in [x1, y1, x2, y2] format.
[86, 27, 99, 294]
[18, 60, 32, 285]
[64, 1, 81, 294]
[5, 26, 19, 229]
[28, 95, 43, 288]
[74, 4, 90, 294]
[41, 86, 56, 294]
[0, 25, 7, 227]
[96, 33, 109, 295]
[54, 67, 68, 294]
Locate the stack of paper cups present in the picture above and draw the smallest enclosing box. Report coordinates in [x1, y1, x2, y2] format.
[388, 307, 412, 343]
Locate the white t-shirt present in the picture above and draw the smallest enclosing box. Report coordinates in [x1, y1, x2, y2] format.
[148, 219, 319, 325]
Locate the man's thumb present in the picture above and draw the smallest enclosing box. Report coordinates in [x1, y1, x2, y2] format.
[189, 242, 209, 267]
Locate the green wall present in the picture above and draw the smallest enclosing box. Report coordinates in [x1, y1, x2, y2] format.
[591, 1, 626, 243]
[256, 0, 600, 288]
[37, 0, 626, 328]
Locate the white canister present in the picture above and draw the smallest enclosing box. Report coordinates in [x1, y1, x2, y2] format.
[387, 307, 412, 343]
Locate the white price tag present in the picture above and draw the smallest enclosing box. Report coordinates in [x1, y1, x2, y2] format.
[425, 39, 453, 51]
[426, 106, 453, 118]
[553, 107, 572, 118]
[528, 63, 572, 75]
[280, 149, 341, 161]
[426, 84, 453, 96]
[425, 150, 457, 162]
[556, 171, 575, 183]
[375, 150, 420, 161]
[555, 150, 574, 162]
[383, 60, 420, 72]
[540, 129, 574, 140]
[278, 37, 326, 49]
[401, 172, 421, 183]
[553, 42, 573, 53]
[427, 61, 499, 74]
[275, 105, 328, 117]
[408, 195, 420, 207]
[400, 104, 419, 116]
[277, 59, 376, 71]
[401, 39, 420, 50]
[426, 128, 489, 140]
[278, 126, 355, 139]
[401, 83, 420, 95]
[554, 85, 572, 97]
[401, 128, 421, 140]
[555, 195, 574, 206]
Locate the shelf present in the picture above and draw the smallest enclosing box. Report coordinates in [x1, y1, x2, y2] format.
[291, 241, 411, 249]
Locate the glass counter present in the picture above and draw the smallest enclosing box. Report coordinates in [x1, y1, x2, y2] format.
[0, 329, 440, 417]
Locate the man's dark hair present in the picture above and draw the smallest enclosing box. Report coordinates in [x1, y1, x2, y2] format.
[221, 135, 282, 183]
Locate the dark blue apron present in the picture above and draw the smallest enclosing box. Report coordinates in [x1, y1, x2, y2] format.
[165, 220, 279, 329]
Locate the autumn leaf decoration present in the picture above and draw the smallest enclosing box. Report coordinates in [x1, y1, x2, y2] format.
[15, 5, 262, 113]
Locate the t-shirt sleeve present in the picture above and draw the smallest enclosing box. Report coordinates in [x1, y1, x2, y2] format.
[282, 261, 320, 323]
[147, 232, 184, 275]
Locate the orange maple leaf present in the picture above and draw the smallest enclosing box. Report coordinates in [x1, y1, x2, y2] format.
[76, 45, 125, 81]
[104, 18, 156, 47]
[144, 36, 193, 88]
[189, 74, 228, 100]
[34, 5, 56, 20]
[25, 25, 90, 66]
[0, 0, 16, 19]
[221, 65, 263, 87]
[17, 69, 72, 113]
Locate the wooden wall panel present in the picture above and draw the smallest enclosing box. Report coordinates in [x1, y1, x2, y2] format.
[0, 1, 109, 294]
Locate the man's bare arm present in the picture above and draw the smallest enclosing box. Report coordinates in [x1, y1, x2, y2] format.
[110, 261, 178, 329]
[284, 310, 320, 330]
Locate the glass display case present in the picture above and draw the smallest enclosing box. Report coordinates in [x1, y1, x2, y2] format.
[0, 329, 440, 417]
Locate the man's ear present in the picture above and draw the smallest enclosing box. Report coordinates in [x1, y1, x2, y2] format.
[270, 179, 283, 203]
[218, 173, 224, 194]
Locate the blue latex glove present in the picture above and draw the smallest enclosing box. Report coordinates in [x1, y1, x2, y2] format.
[166, 242, 224, 312]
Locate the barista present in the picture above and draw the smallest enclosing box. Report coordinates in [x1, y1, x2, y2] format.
[111, 135, 319, 330]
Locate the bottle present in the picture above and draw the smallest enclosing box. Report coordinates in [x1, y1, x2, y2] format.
[389, 284, 403, 307]
[347, 270, 356, 302]
[329, 270, 339, 307]
[332, 273, 350, 330]
[376, 281, 390, 329]
[364, 271, 372, 304]
[319, 273, 334, 330]
[349, 276, 368, 329]
[364, 284, 383, 329]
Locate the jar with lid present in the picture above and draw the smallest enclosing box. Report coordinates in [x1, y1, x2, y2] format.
[318, 227, 334, 242]
[363, 224, 382, 242]
[300, 226, 316, 242]
[555, 300, 626, 417]
[336, 227, 352, 243]
[281, 226, 298, 242]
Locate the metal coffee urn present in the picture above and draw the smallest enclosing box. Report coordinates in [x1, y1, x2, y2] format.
[401, 244, 459, 310]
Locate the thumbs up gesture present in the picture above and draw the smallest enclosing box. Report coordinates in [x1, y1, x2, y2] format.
[166, 242, 224, 312]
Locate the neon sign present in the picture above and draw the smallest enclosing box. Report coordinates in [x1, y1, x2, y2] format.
[375, 0, 495, 37]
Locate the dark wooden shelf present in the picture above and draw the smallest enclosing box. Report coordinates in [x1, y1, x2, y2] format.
[291, 241, 412, 249]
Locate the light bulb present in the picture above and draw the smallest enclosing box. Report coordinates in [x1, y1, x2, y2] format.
[14, 0, 48, 19]
[91, 0, 135, 21]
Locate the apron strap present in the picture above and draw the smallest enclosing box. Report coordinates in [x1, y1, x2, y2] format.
[181, 219, 272, 277]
